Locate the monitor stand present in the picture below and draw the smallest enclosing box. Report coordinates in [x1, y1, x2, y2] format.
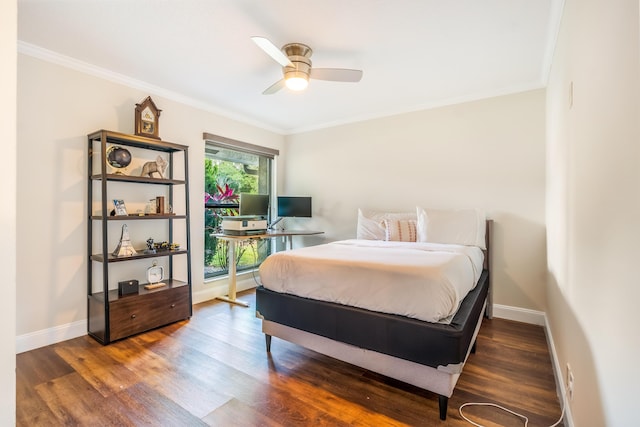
[268, 217, 284, 230]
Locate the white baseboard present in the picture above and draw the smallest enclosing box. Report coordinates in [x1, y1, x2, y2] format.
[492, 303, 546, 325]
[192, 274, 258, 305]
[543, 314, 575, 427]
[16, 319, 86, 354]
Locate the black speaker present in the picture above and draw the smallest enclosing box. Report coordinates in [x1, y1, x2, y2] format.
[118, 279, 139, 296]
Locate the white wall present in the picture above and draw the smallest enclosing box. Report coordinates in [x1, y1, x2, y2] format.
[1, 0, 17, 424]
[546, 0, 640, 425]
[284, 90, 547, 312]
[16, 54, 284, 344]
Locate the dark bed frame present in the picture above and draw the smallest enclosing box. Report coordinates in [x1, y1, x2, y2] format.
[255, 220, 492, 420]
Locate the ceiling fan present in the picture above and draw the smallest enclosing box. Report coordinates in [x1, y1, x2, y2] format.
[251, 36, 363, 95]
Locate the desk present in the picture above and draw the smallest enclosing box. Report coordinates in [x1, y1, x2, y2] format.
[213, 230, 323, 307]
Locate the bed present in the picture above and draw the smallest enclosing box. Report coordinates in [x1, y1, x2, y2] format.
[255, 208, 492, 420]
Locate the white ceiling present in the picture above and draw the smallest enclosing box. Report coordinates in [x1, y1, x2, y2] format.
[17, 0, 563, 134]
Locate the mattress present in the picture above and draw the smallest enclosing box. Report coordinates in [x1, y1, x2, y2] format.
[258, 239, 484, 323]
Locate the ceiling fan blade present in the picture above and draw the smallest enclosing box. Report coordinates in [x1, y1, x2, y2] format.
[263, 79, 286, 95]
[310, 68, 363, 82]
[251, 36, 293, 67]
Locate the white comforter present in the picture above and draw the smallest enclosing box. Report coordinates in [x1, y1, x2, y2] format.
[258, 239, 484, 324]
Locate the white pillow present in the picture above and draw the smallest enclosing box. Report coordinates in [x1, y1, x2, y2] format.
[417, 207, 429, 242]
[383, 219, 417, 242]
[416, 207, 486, 249]
[356, 209, 416, 240]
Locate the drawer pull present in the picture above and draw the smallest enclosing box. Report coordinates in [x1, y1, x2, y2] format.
[131, 314, 137, 319]
[170, 304, 176, 308]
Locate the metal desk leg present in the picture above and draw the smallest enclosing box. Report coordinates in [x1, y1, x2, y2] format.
[216, 239, 249, 307]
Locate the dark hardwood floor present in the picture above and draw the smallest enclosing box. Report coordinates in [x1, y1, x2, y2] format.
[17, 289, 564, 426]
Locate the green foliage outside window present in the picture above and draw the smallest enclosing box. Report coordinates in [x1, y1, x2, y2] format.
[204, 157, 265, 279]
[206, 160, 257, 195]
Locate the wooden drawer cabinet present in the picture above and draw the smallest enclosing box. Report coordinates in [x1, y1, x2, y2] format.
[109, 285, 190, 341]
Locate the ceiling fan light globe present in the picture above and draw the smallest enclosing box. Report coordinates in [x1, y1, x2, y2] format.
[285, 76, 309, 91]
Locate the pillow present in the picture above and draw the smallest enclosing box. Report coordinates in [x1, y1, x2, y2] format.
[417, 207, 429, 242]
[357, 209, 416, 240]
[356, 209, 386, 240]
[416, 207, 486, 249]
[383, 219, 417, 242]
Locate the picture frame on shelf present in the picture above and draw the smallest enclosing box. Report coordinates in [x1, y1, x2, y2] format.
[113, 199, 128, 216]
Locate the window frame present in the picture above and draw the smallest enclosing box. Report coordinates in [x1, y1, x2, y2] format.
[203, 133, 279, 281]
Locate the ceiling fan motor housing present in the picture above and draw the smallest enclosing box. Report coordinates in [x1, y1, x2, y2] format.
[282, 43, 313, 79]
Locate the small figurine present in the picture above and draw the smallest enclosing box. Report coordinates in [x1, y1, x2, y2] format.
[153, 241, 170, 252]
[144, 238, 156, 254]
[140, 155, 168, 179]
[112, 224, 137, 257]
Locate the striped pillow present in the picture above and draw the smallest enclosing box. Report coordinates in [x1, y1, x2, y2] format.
[383, 219, 417, 242]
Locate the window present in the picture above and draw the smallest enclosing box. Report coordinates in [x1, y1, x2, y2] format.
[203, 133, 278, 280]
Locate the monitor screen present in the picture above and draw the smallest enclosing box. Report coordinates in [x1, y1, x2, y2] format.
[277, 196, 312, 218]
[239, 193, 269, 218]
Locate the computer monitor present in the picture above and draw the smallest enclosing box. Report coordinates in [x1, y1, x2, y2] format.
[239, 193, 269, 219]
[277, 196, 312, 218]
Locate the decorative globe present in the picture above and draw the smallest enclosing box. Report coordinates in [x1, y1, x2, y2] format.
[106, 146, 132, 169]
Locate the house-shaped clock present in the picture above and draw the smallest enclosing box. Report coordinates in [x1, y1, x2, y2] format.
[135, 96, 162, 139]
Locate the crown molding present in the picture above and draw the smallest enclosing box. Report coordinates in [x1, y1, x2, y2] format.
[17, 41, 284, 135]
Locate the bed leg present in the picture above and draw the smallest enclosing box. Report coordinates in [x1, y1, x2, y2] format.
[265, 334, 272, 352]
[438, 395, 448, 420]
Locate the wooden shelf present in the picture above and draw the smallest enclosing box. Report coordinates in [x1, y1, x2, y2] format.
[88, 129, 188, 152]
[91, 249, 188, 263]
[89, 279, 189, 302]
[90, 173, 185, 185]
[91, 214, 187, 221]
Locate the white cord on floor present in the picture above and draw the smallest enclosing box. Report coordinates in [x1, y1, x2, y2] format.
[250, 239, 264, 287]
[459, 387, 566, 427]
